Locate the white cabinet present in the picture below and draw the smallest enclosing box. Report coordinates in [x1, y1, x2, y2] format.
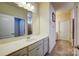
[28, 37, 49, 56]
[37, 44, 44, 56]
[28, 40, 44, 56]
[28, 40, 43, 51]
[8, 37, 49, 56]
[44, 44, 48, 55]
[43, 37, 49, 55]
[28, 47, 39, 56]
[28, 44, 43, 56]
[8, 47, 27, 56]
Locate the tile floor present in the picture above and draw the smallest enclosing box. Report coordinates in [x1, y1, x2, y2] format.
[49, 40, 74, 56]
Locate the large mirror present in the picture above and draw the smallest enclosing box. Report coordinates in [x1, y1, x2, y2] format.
[0, 2, 33, 39]
[0, 14, 25, 39]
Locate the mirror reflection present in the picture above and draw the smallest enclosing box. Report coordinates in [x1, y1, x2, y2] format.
[0, 14, 26, 39]
[0, 2, 33, 39]
[15, 17, 25, 37]
[27, 11, 32, 35]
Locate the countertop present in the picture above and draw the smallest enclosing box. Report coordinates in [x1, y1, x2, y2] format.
[0, 34, 48, 56]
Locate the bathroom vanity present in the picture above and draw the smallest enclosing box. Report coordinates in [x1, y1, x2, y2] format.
[0, 12, 49, 56]
[0, 35, 49, 56]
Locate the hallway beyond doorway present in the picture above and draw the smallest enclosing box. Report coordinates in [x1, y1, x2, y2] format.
[49, 40, 74, 56]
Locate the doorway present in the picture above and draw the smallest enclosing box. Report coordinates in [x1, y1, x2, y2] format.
[15, 17, 25, 37]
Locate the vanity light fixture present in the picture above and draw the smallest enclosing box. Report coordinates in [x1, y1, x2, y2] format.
[30, 5, 34, 10]
[15, 2, 34, 12]
[20, 2, 26, 5]
[23, 3, 31, 9]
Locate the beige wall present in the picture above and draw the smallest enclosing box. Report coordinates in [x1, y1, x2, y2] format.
[0, 3, 27, 19]
[56, 10, 71, 22]
[39, 3, 49, 35]
[39, 3, 56, 53]
[32, 3, 40, 35]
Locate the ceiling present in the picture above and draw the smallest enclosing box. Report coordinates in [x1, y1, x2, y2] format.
[52, 2, 74, 11]
[1, 2, 74, 12]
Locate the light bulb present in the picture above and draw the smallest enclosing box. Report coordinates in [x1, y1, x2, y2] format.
[26, 3, 31, 8]
[23, 5, 28, 9]
[14, 2, 34, 12]
[31, 5, 34, 10]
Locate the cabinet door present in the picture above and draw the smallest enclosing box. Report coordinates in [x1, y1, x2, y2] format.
[28, 47, 39, 56]
[28, 42, 39, 51]
[44, 43, 48, 55]
[28, 40, 43, 56]
[38, 44, 44, 56]
[43, 37, 49, 55]
[28, 44, 44, 56]
[8, 47, 27, 56]
[28, 40, 43, 51]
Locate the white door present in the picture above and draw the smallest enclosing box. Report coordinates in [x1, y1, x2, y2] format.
[59, 20, 72, 41]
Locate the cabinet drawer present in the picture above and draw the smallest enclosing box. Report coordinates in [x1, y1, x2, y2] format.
[28, 40, 43, 51]
[28, 47, 39, 56]
[8, 47, 27, 56]
[43, 37, 49, 44]
[28, 44, 43, 56]
[44, 44, 48, 55]
[43, 37, 49, 55]
[37, 44, 44, 56]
